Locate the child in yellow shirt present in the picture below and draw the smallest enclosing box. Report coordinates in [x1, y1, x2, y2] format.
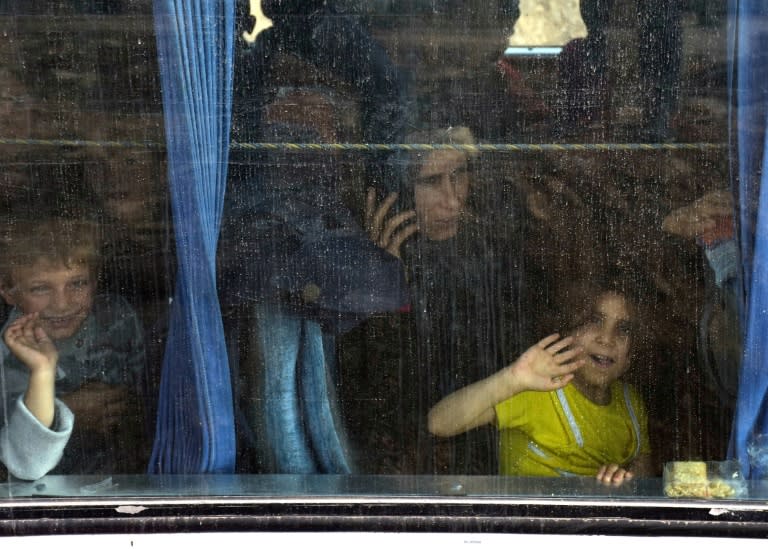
[428, 280, 652, 485]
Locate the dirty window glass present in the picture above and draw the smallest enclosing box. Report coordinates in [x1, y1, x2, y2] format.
[1, 0, 764, 505]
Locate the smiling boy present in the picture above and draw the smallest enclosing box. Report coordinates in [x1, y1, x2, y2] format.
[0, 215, 147, 479]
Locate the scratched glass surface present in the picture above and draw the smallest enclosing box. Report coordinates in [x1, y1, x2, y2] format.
[0, 0, 751, 501]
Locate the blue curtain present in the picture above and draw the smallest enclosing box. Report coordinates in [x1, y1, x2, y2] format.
[729, 0, 768, 478]
[149, 0, 236, 473]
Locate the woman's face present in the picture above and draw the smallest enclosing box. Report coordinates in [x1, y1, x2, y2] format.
[413, 150, 470, 241]
[571, 292, 633, 392]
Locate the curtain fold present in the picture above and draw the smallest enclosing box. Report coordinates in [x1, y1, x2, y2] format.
[149, 0, 236, 473]
[729, 0, 768, 477]
[253, 304, 352, 474]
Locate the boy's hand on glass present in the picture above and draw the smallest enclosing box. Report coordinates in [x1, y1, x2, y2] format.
[508, 334, 584, 393]
[366, 187, 418, 259]
[3, 312, 58, 374]
[61, 382, 132, 435]
[596, 463, 634, 486]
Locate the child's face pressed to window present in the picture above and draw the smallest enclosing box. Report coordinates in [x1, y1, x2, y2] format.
[570, 292, 632, 394]
[2, 259, 95, 341]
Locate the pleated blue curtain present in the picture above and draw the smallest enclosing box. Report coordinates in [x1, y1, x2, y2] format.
[729, 0, 768, 478]
[149, 0, 236, 473]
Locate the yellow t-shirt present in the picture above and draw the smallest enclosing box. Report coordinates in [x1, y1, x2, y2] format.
[494, 382, 650, 477]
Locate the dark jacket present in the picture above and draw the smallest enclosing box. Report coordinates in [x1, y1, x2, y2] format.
[338, 219, 528, 475]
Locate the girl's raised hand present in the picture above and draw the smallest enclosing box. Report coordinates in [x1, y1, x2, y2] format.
[366, 187, 418, 259]
[507, 334, 584, 393]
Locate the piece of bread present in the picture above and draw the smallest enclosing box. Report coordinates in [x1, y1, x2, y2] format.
[664, 461, 735, 498]
[669, 461, 707, 482]
[665, 461, 709, 498]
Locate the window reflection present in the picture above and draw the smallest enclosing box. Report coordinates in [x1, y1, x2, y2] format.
[0, 1, 752, 502]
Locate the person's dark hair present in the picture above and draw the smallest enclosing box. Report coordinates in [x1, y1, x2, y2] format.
[550, 274, 654, 343]
[0, 214, 102, 289]
[402, 125, 477, 182]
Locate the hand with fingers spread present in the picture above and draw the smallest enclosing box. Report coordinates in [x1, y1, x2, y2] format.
[506, 333, 585, 394]
[366, 187, 418, 259]
[427, 334, 584, 438]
